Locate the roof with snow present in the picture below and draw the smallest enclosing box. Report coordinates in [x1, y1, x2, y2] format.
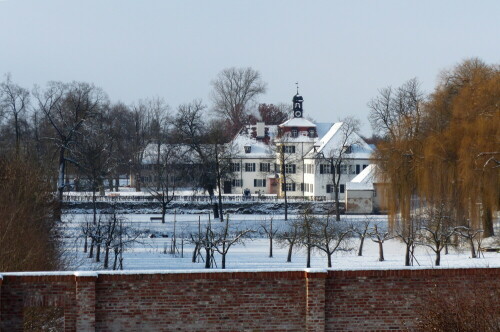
[231, 124, 277, 158]
[306, 122, 374, 159]
[142, 143, 197, 164]
[346, 164, 381, 190]
[279, 117, 316, 128]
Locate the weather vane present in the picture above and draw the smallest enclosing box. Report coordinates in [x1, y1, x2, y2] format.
[295, 82, 299, 94]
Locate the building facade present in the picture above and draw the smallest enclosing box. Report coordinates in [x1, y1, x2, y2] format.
[226, 91, 374, 200]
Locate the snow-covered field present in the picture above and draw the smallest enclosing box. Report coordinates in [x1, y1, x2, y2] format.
[62, 213, 500, 271]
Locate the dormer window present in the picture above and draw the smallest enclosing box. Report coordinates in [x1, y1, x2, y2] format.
[244, 145, 252, 153]
[291, 127, 298, 138]
[342, 145, 352, 154]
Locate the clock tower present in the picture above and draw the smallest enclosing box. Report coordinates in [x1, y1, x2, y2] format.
[292, 85, 304, 118]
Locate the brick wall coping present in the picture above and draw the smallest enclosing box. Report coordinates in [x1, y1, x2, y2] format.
[1, 267, 498, 279]
[0, 268, 328, 278]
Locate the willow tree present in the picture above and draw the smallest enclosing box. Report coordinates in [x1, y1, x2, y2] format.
[370, 58, 499, 238]
[368, 78, 425, 231]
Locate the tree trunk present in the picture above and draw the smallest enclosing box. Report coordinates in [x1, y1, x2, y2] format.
[135, 171, 141, 192]
[205, 248, 211, 268]
[14, 113, 20, 155]
[482, 201, 494, 238]
[287, 243, 293, 262]
[335, 187, 340, 221]
[222, 253, 226, 269]
[192, 243, 199, 263]
[284, 188, 288, 221]
[207, 186, 218, 219]
[161, 204, 166, 224]
[378, 241, 384, 261]
[96, 241, 101, 262]
[358, 237, 365, 256]
[54, 147, 66, 221]
[469, 238, 477, 258]
[83, 236, 88, 253]
[306, 245, 311, 268]
[113, 248, 118, 270]
[435, 250, 441, 266]
[405, 242, 411, 266]
[269, 237, 273, 258]
[327, 253, 332, 268]
[104, 245, 110, 269]
[89, 238, 94, 258]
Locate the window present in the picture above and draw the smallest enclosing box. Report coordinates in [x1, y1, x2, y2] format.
[253, 179, 266, 187]
[310, 184, 314, 192]
[232, 179, 242, 187]
[305, 164, 314, 174]
[349, 165, 356, 175]
[308, 128, 315, 138]
[260, 163, 270, 172]
[320, 164, 332, 174]
[326, 184, 334, 193]
[245, 163, 256, 172]
[356, 164, 361, 174]
[291, 128, 298, 138]
[304, 183, 314, 193]
[340, 184, 345, 193]
[342, 145, 352, 154]
[284, 145, 296, 153]
[285, 164, 296, 174]
[230, 162, 240, 172]
[340, 165, 348, 174]
[283, 182, 296, 191]
[363, 164, 368, 170]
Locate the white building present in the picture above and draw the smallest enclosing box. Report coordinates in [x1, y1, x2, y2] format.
[226, 91, 374, 201]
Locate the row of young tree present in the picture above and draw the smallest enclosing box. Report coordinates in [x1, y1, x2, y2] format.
[80, 204, 491, 271]
[369, 58, 499, 240]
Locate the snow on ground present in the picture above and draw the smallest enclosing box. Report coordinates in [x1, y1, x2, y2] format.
[61, 213, 500, 271]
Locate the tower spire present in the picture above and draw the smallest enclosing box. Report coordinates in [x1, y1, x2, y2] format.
[292, 84, 303, 118]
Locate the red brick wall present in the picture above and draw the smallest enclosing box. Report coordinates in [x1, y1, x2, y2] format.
[1, 268, 499, 331]
[325, 268, 500, 331]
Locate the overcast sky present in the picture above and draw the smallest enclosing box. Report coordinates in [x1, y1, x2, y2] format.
[1, 0, 499, 135]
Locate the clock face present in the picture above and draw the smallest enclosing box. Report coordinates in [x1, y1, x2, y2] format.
[294, 110, 303, 118]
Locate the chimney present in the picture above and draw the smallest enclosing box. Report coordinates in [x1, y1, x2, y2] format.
[256, 122, 265, 138]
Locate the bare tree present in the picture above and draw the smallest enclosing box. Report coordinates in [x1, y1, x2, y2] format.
[33, 82, 108, 206]
[129, 100, 153, 191]
[213, 215, 254, 269]
[315, 117, 362, 221]
[416, 204, 457, 266]
[0, 74, 30, 155]
[369, 224, 392, 262]
[455, 225, 483, 259]
[295, 206, 317, 268]
[313, 213, 352, 267]
[392, 214, 421, 266]
[211, 67, 266, 136]
[174, 100, 234, 220]
[351, 217, 371, 256]
[276, 219, 300, 263]
[260, 217, 279, 258]
[258, 103, 289, 125]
